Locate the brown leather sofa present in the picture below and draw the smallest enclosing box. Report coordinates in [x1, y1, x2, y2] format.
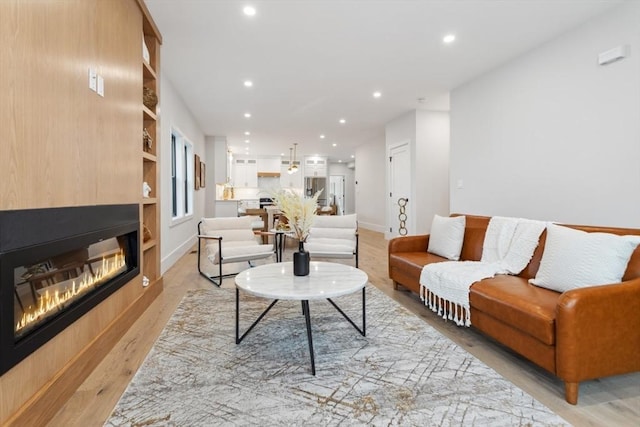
[388, 214, 640, 404]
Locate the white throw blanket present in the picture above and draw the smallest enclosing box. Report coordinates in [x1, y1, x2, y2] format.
[420, 217, 546, 326]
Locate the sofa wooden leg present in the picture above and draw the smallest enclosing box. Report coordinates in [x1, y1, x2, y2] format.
[564, 381, 579, 405]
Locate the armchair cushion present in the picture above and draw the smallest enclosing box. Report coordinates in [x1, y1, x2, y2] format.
[206, 241, 274, 264]
[306, 214, 357, 258]
[199, 216, 273, 265]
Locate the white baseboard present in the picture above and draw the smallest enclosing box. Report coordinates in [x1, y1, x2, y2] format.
[161, 234, 197, 275]
[358, 221, 387, 234]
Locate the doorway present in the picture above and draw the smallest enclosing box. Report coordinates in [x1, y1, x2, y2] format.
[329, 175, 345, 215]
[388, 142, 411, 238]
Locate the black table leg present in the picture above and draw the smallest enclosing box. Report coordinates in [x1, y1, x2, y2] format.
[362, 287, 366, 336]
[277, 233, 285, 262]
[236, 287, 279, 344]
[327, 286, 366, 336]
[302, 300, 316, 375]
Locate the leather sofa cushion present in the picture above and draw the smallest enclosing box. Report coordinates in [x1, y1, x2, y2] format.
[389, 251, 447, 282]
[470, 275, 560, 346]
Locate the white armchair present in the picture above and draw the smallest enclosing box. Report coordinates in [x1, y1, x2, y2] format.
[305, 214, 359, 267]
[197, 216, 275, 286]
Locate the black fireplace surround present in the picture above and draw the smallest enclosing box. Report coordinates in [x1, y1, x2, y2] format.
[0, 204, 139, 375]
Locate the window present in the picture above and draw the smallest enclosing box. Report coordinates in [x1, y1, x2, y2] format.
[170, 128, 194, 221]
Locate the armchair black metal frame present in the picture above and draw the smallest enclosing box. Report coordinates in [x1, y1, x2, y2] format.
[197, 220, 274, 287]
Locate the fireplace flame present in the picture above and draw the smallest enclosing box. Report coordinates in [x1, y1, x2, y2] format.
[15, 250, 127, 335]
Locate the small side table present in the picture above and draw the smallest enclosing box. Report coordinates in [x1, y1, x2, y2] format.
[270, 229, 293, 262]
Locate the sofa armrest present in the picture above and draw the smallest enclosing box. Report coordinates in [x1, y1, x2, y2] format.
[388, 234, 430, 254]
[556, 278, 640, 387]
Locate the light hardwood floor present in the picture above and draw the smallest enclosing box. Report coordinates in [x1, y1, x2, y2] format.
[49, 229, 639, 426]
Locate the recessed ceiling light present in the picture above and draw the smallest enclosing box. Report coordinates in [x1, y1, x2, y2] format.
[243, 80, 253, 88]
[350, 155, 355, 159]
[245, 140, 250, 143]
[338, 160, 342, 163]
[244, 112, 251, 118]
[320, 134, 325, 139]
[243, 6, 256, 16]
[280, 152, 284, 156]
[332, 143, 337, 147]
[244, 131, 250, 135]
[443, 34, 456, 44]
[373, 91, 382, 98]
[339, 118, 346, 124]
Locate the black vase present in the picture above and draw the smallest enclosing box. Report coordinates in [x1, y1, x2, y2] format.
[293, 241, 310, 276]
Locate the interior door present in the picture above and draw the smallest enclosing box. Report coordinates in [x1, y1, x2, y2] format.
[388, 143, 411, 237]
[329, 175, 345, 215]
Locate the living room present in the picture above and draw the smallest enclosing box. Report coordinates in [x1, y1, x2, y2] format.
[1, 1, 638, 425]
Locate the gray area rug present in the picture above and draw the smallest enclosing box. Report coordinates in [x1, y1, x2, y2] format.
[106, 286, 568, 426]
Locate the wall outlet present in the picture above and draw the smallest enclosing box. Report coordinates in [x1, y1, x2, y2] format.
[598, 45, 629, 66]
[88, 68, 97, 92]
[97, 75, 104, 97]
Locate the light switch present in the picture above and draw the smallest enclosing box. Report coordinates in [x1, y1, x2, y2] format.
[457, 179, 464, 189]
[97, 75, 104, 97]
[88, 68, 97, 92]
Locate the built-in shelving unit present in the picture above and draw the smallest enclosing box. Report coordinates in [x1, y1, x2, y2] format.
[141, 7, 162, 287]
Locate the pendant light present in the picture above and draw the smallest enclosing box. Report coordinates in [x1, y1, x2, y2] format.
[290, 143, 299, 173]
[287, 147, 294, 175]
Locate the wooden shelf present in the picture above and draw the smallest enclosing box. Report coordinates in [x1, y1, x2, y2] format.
[143, 61, 156, 80]
[140, 4, 161, 294]
[142, 239, 157, 251]
[142, 152, 157, 162]
[143, 106, 156, 121]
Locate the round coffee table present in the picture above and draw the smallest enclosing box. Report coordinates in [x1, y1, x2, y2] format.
[235, 261, 368, 375]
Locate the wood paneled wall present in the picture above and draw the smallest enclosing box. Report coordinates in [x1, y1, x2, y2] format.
[0, 0, 140, 209]
[0, 1, 151, 423]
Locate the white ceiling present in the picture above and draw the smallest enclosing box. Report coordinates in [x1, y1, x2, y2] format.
[145, 0, 621, 162]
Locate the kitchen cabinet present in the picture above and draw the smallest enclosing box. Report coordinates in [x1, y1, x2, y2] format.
[214, 200, 238, 217]
[239, 199, 260, 210]
[280, 160, 303, 188]
[304, 157, 327, 177]
[257, 157, 281, 175]
[233, 158, 258, 187]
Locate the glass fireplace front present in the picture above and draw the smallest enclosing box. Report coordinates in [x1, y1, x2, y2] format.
[14, 235, 132, 340]
[0, 204, 139, 375]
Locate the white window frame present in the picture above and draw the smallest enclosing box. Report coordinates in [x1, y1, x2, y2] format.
[170, 127, 194, 224]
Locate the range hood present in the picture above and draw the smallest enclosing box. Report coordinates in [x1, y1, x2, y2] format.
[257, 171, 280, 177]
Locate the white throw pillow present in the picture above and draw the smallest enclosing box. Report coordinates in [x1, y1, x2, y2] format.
[530, 224, 640, 292]
[427, 215, 466, 260]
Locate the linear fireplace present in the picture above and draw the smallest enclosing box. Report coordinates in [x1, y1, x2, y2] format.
[0, 204, 139, 375]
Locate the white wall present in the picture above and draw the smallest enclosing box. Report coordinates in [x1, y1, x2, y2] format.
[415, 110, 450, 234]
[204, 135, 227, 217]
[450, 1, 640, 228]
[385, 110, 450, 236]
[355, 135, 386, 232]
[160, 74, 206, 274]
[385, 111, 417, 235]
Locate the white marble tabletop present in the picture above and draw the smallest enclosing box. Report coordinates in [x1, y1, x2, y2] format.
[235, 261, 368, 300]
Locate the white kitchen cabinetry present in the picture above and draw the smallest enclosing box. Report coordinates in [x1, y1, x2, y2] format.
[304, 157, 327, 177]
[280, 160, 303, 188]
[257, 157, 281, 175]
[239, 199, 259, 209]
[234, 158, 258, 188]
[214, 200, 239, 217]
